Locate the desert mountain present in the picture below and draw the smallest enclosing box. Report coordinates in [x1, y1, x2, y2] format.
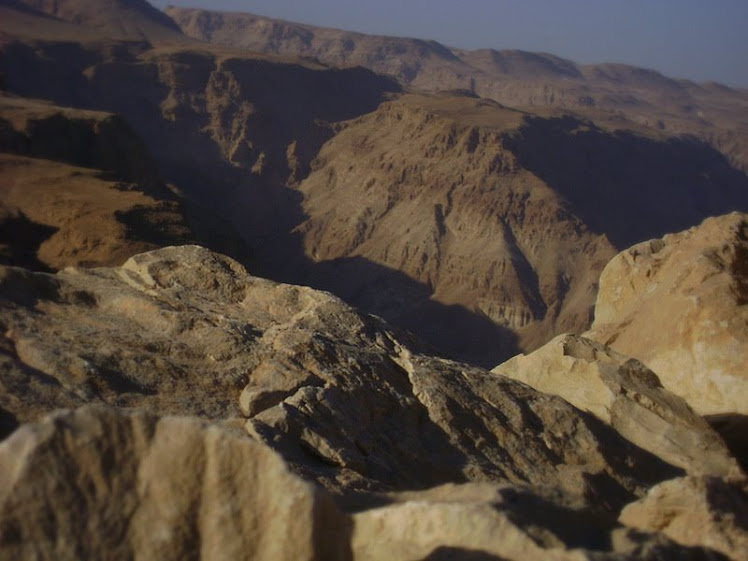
[3, 2, 748, 365]
[167, 6, 748, 172]
[4, 0, 185, 42]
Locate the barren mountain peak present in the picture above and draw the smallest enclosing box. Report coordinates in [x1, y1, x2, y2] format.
[5, 0, 185, 42]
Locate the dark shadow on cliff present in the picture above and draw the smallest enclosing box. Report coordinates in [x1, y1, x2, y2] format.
[278, 255, 521, 368]
[0, 209, 57, 272]
[706, 413, 748, 472]
[0, 405, 18, 441]
[4, 42, 512, 365]
[504, 116, 748, 248]
[2, 41, 513, 365]
[9, 39, 747, 369]
[423, 548, 508, 561]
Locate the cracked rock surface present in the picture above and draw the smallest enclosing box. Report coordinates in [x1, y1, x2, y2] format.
[1, 245, 679, 506]
[0, 245, 744, 560]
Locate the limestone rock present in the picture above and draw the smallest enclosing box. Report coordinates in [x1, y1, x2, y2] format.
[493, 334, 740, 477]
[0, 407, 726, 561]
[352, 483, 729, 561]
[0, 246, 254, 421]
[587, 212, 748, 415]
[1, 245, 679, 507]
[0, 405, 348, 561]
[620, 476, 748, 561]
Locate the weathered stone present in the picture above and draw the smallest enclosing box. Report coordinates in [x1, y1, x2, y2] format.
[587, 213, 748, 415]
[0, 246, 679, 508]
[493, 334, 740, 476]
[620, 476, 748, 561]
[352, 483, 729, 561]
[0, 405, 349, 561]
[0, 407, 726, 561]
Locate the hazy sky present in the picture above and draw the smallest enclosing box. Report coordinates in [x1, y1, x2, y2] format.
[152, 0, 748, 87]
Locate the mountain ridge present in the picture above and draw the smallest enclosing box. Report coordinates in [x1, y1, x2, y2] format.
[2, 2, 748, 365]
[7, 0, 185, 42]
[166, 5, 748, 173]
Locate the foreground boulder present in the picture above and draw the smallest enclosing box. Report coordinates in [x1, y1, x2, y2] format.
[587, 212, 748, 416]
[0, 407, 730, 561]
[493, 334, 740, 477]
[620, 475, 748, 561]
[352, 483, 732, 561]
[0, 245, 681, 508]
[0, 406, 347, 561]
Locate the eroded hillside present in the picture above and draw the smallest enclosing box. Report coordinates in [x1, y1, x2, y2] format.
[0, 95, 195, 269]
[168, 6, 748, 172]
[1, 2, 747, 366]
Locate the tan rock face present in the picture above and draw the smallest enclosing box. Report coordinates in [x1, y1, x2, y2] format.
[0, 405, 348, 561]
[0, 246, 743, 559]
[0, 95, 211, 272]
[292, 95, 616, 365]
[352, 483, 729, 561]
[0, 245, 680, 507]
[493, 334, 740, 477]
[0, 407, 728, 561]
[620, 476, 748, 561]
[587, 212, 748, 415]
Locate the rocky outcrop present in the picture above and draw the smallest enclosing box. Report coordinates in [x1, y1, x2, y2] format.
[352, 483, 729, 561]
[0, 94, 164, 190]
[620, 476, 748, 561]
[0, 245, 682, 506]
[0, 406, 728, 561]
[493, 334, 740, 477]
[0, 95, 196, 270]
[587, 212, 748, 416]
[0, 154, 194, 270]
[0, 405, 348, 561]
